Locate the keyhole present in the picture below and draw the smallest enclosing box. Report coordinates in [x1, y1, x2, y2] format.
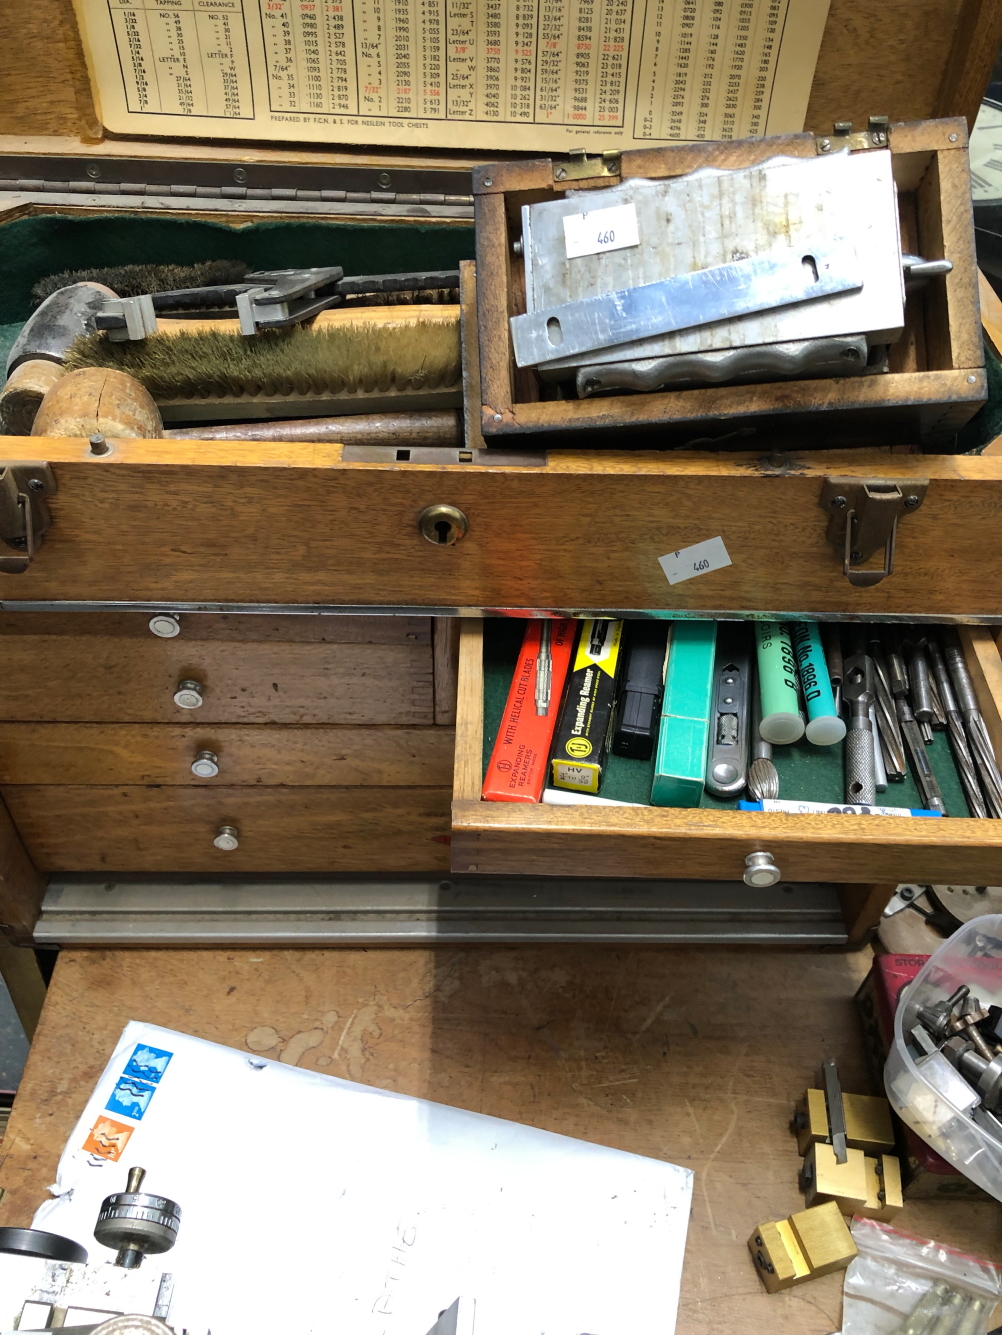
[802, 254, 819, 283]
[435, 520, 452, 543]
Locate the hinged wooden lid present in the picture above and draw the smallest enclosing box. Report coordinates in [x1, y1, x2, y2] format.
[0, 0, 999, 172]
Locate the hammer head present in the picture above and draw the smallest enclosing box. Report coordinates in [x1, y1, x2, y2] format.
[5, 281, 117, 377]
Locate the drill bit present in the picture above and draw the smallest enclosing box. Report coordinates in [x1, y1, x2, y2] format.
[883, 628, 909, 700]
[907, 641, 937, 745]
[747, 666, 779, 800]
[871, 650, 906, 779]
[535, 620, 552, 716]
[870, 704, 887, 790]
[897, 696, 947, 814]
[943, 629, 1002, 818]
[927, 638, 987, 818]
[843, 632, 877, 805]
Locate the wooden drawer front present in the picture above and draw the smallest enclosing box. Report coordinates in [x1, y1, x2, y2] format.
[7, 442, 1002, 619]
[0, 723, 454, 786]
[3, 786, 452, 873]
[451, 623, 1002, 886]
[0, 637, 433, 724]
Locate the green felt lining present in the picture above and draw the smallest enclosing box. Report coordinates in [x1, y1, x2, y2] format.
[481, 618, 972, 817]
[0, 214, 475, 325]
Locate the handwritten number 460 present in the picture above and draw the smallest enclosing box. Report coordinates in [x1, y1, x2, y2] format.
[596, 229, 616, 245]
[693, 558, 710, 572]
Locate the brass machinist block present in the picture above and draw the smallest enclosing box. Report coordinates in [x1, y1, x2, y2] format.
[800, 1141, 870, 1213]
[793, 1088, 896, 1156]
[749, 1201, 857, 1293]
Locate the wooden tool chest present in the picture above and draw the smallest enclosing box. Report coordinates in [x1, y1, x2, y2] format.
[0, 0, 1001, 949]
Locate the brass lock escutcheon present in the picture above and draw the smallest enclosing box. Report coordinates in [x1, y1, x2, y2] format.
[0, 462, 56, 574]
[820, 477, 928, 588]
[418, 504, 468, 546]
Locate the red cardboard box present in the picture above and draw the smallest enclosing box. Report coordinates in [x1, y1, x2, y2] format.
[856, 953, 989, 1200]
[482, 619, 576, 803]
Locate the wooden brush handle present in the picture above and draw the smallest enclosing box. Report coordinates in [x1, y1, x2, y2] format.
[32, 367, 163, 439]
[0, 359, 66, 435]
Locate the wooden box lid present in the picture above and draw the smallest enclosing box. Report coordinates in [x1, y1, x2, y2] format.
[0, 0, 998, 171]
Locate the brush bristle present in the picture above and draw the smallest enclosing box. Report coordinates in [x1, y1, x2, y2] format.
[31, 260, 249, 306]
[747, 758, 780, 802]
[64, 316, 462, 400]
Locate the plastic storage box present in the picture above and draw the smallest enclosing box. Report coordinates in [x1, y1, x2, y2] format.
[885, 914, 1002, 1202]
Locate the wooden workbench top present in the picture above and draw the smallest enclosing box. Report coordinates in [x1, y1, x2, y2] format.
[1, 945, 999, 1334]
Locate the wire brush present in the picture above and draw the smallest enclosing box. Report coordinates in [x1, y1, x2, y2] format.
[33, 264, 457, 309]
[64, 310, 461, 400]
[31, 260, 250, 306]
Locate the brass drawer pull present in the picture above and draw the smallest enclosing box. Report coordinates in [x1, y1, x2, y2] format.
[173, 679, 204, 709]
[213, 824, 239, 851]
[191, 750, 219, 778]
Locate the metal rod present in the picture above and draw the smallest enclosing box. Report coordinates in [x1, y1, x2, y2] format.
[164, 409, 462, 445]
[897, 697, 946, 814]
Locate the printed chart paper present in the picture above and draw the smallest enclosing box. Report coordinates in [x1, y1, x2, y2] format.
[72, 0, 831, 152]
[32, 1021, 693, 1335]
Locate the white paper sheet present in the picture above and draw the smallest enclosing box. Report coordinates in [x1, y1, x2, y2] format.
[33, 1022, 692, 1335]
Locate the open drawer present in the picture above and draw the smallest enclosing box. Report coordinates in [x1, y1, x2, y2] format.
[451, 620, 1002, 885]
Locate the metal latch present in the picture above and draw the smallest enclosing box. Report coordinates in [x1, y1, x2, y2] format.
[553, 148, 621, 183]
[0, 463, 56, 574]
[816, 116, 890, 154]
[821, 477, 928, 588]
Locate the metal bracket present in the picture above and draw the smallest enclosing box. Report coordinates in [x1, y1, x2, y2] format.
[821, 477, 928, 588]
[816, 115, 890, 154]
[553, 148, 621, 183]
[0, 463, 56, 574]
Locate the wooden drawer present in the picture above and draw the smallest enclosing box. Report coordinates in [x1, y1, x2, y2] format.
[451, 622, 1002, 886]
[6, 438, 1002, 620]
[0, 634, 433, 723]
[2, 786, 452, 873]
[0, 722, 454, 786]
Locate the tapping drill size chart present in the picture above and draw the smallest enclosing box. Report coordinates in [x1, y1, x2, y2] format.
[106, 0, 255, 118]
[83, 0, 830, 150]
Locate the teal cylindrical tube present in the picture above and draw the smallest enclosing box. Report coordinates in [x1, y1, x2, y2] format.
[792, 621, 847, 746]
[754, 621, 804, 744]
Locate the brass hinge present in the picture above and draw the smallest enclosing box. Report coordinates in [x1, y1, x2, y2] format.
[821, 477, 927, 588]
[816, 116, 890, 155]
[553, 148, 622, 183]
[0, 463, 56, 575]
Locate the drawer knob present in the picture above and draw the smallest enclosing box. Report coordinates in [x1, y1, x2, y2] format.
[191, 749, 219, 778]
[418, 503, 468, 546]
[213, 824, 239, 851]
[149, 613, 180, 638]
[173, 679, 204, 709]
[744, 851, 781, 887]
